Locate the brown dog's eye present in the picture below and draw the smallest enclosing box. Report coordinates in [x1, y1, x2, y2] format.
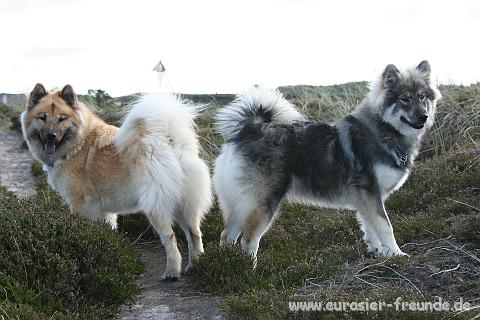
[59, 115, 67, 122]
[37, 114, 47, 121]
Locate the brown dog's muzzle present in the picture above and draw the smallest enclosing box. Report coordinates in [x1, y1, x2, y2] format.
[44, 132, 57, 154]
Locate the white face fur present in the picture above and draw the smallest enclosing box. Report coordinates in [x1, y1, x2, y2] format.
[373, 61, 441, 139]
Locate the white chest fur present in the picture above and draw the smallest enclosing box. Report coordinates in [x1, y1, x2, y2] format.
[374, 164, 409, 195]
[44, 164, 71, 202]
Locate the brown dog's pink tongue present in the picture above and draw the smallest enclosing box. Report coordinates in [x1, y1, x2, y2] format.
[45, 143, 56, 154]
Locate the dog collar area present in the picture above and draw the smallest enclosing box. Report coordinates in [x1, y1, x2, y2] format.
[393, 145, 410, 166]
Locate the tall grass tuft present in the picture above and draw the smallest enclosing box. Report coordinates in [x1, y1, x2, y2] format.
[426, 84, 480, 156]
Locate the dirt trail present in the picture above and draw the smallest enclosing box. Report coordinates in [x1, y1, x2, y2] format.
[0, 129, 36, 197]
[117, 242, 224, 320]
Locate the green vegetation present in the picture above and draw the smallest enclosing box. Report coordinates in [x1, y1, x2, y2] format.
[78, 90, 138, 126]
[0, 93, 25, 130]
[279, 82, 369, 121]
[0, 187, 143, 319]
[429, 84, 480, 156]
[0, 102, 21, 130]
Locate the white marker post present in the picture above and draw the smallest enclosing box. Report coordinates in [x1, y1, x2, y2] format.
[152, 60, 166, 89]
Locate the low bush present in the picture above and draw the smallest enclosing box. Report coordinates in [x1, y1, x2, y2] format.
[0, 187, 143, 319]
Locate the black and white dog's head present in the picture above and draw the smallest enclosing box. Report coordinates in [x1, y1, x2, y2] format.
[367, 60, 442, 138]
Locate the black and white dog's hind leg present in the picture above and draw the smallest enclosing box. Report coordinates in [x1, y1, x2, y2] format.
[219, 194, 277, 265]
[354, 188, 407, 257]
[215, 146, 282, 263]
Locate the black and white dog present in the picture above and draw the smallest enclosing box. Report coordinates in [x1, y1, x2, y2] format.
[214, 61, 441, 260]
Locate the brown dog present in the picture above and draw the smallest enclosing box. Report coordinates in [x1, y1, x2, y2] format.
[22, 83, 212, 280]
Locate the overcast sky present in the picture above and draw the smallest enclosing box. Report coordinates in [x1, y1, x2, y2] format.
[0, 0, 479, 96]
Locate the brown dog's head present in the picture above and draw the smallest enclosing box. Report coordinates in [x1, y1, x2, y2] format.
[21, 83, 83, 164]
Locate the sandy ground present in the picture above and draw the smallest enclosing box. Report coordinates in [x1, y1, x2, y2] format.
[0, 129, 36, 197]
[117, 242, 224, 320]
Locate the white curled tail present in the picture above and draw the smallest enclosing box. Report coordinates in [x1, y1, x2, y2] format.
[215, 86, 305, 142]
[114, 93, 201, 214]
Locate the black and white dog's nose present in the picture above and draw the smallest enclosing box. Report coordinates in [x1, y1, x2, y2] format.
[418, 115, 428, 124]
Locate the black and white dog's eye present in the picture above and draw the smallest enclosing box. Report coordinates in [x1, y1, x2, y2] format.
[419, 94, 426, 100]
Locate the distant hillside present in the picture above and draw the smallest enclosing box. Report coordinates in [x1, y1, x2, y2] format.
[279, 81, 369, 101]
[0, 94, 26, 109]
[181, 93, 235, 105]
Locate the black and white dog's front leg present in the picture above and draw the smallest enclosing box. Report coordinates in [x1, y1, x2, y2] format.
[354, 188, 407, 257]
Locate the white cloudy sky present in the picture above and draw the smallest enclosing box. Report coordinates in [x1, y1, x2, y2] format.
[0, 0, 479, 96]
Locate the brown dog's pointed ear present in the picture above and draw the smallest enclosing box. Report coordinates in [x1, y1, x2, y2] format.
[60, 84, 77, 108]
[416, 60, 431, 82]
[28, 83, 47, 109]
[383, 64, 400, 89]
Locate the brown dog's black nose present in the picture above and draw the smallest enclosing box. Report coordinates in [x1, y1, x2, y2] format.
[418, 115, 428, 124]
[46, 132, 56, 141]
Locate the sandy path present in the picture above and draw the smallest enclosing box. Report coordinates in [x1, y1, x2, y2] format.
[117, 242, 224, 320]
[0, 129, 36, 197]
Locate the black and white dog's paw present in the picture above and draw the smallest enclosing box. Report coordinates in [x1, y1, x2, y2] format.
[367, 241, 409, 257]
[365, 239, 382, 255]
[380, 245, 409, 258]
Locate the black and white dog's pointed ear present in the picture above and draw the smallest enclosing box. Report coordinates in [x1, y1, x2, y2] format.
[416, 60, 431, 82]
[383, 64, 400, 89]
[416, 60, 431, 74]
[28, 83, 47, 109]
[60, 84, 77, 108]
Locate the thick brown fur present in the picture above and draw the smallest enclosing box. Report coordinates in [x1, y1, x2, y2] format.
[21, 84, 212, 280]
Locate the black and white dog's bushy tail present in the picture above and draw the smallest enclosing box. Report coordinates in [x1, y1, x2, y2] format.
[215, 86, 305, 141]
